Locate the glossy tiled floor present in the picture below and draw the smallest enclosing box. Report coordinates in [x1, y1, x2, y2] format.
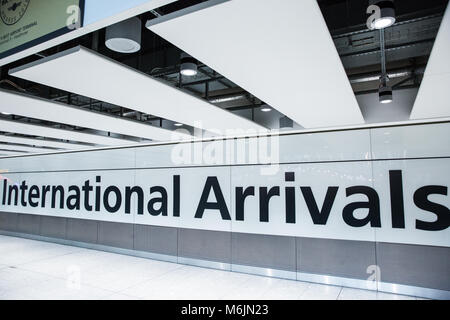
[0, 235, 424, 300]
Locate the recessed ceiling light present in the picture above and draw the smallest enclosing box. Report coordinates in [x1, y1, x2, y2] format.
[174, 123, 184, 127]
[261, 106, 272, 112]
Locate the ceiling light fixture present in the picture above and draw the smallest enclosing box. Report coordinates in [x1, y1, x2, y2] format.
[174, 123, 184, 127]
[105, 17, 142, 53]
[378, 27, 393, 104]
[1, 112, 11, 115]
[379, 79, 393, 104]
[261, 106, 272, 112]
[180, 52, 198, 77]
[368, 0, 396, 30]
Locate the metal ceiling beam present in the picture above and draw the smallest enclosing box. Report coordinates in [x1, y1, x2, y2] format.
[0, 150, 28, 157]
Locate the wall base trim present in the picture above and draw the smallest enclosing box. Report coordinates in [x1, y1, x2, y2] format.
[177, 257, 231, 271]
[232, 264, 297, 281]
[377, 282, 450, 300]
[0, 230, 448, 300]
[296, 272, 377, 291]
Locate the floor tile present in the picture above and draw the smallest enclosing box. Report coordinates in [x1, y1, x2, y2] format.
[337, 287, 378, 300]
[0, 235, 436, 300]
[299, 283, 342, 300]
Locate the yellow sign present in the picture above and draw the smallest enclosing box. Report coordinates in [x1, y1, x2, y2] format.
[0, 0, 82, 58]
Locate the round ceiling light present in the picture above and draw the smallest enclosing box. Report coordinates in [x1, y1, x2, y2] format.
[105, 17, 142, 53]
[373, 16, 395, 29]
[370, 1, 396, 30]
[180, 53, 198, 77]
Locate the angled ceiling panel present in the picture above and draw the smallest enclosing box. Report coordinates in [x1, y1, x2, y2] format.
[147, 0, 364, 129]
[0, 144, 55, 153]
[0, 150, 28, 157]
[0, 134, 89, 150]
[10, 46, 265, 133]
[410, 5, 450, 120]
[0, 89, 190, 142]
[0, 119, 133, 146]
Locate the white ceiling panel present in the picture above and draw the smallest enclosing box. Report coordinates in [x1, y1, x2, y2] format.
[147, 0, 364, 129]
[0, 89, 190, 142]
[0, 143, 54, 153]
[0, 119, 133, 146]
[0, 134, 88, 150]
[0, 150, 28, 157]
[410, 5, 450, 120]
[10, 46, 265, 134]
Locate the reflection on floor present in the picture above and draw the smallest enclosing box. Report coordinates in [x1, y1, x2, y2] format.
[0, 235, 425, 300]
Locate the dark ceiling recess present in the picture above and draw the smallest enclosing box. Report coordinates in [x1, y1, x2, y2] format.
[318, 0, 449, 95]
[318, 0, 449, 34]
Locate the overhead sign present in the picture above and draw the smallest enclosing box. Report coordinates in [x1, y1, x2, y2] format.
[0, 0, 84, 59]
[0, 160, 449, 247]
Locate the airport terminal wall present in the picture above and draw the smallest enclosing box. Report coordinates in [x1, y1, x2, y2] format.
[0, 121, 449, 299]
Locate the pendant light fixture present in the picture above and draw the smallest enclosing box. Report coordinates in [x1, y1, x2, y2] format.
[368, 0, 396, 30]
[105, 17, 142, 53]
[180, 52, 198, 77]
[378, 28, 393, 104]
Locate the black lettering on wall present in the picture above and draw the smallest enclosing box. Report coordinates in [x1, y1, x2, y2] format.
[147, 186, 168, 216]
[343, 186, 381, 228]
[1, 179, 6, 205]
[103, 186, 122, 213]
[414, 186, 449, 231]
[95, 176, 101, 212]
[20, 181, 28, 207]
[8, 184, 18, 206]
[389, 170, 405, 229]
[67, 186, 81, 210]
[259, 186, 280, 222]
[51, 185, 65, 209]
[125, 186, 143, 215]
[285, 172, 296, 223]
[82, 180, 93, 211]
[301, 187, 339, 225]
[195, 177, 231, 220]
[41, 185, 50, 208]
[28, 185, 40, 208]
[285, 187, 296, 224]
[235, 186, 255, 221]
[173, 175, 180, 217]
